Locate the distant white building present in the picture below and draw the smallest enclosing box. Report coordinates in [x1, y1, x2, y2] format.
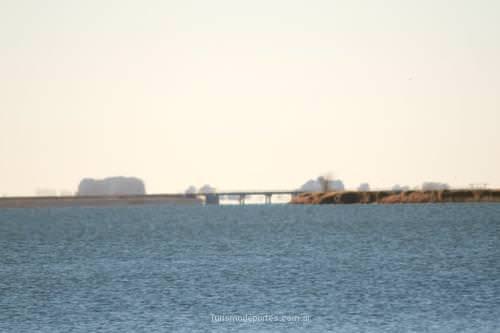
[77, 177, 146, 196]
[392, 184, 410, 192]
[358, 183, 370, 191]
[299, 177, 344, 192]
[421, 182, 449, 191]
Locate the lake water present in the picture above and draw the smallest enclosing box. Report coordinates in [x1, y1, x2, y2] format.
[1, 204, 499, 332]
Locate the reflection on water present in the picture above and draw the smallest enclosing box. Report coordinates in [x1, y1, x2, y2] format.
[219, 194, 291, 205]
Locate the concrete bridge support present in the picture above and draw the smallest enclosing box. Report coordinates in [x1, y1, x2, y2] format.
[204, 193, 220, 205]
[202, 190, 303, 205]
[265, 194, 272, 204]
[239, 194, 246, 205]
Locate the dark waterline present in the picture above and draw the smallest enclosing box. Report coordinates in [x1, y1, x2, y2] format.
[1, 204, 499, 332]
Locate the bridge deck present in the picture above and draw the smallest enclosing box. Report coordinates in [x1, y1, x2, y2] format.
[213, 191, 303, 196]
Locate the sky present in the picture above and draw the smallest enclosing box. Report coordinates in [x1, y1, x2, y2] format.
[1, 0, 499, 196]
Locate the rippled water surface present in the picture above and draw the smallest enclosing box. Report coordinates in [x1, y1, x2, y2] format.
[1, 204, 499, 332]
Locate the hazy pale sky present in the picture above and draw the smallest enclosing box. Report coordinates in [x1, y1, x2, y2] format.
[1, 0, 499, 195]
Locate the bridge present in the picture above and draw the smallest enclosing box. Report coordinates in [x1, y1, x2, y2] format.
[188, 190, 305, 205]
[0, 191, 307, 208]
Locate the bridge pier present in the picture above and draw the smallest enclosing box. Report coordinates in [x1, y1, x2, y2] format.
[204, 193, 220, 205]
[264, 194, 272, 204]
[239, 194, 246, 205]
[200, 190, 303, 205]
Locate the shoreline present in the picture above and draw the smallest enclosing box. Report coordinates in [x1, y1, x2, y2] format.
[290, 189, 500, 205]
[0, 194, 202, 208]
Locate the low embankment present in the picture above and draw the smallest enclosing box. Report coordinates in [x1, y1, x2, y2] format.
[0, 194, 202, 208]
[291, 189, 500, 204]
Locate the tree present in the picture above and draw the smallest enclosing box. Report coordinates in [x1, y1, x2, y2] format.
[185, 186, 197, 195]
[199, 184, 216, 194]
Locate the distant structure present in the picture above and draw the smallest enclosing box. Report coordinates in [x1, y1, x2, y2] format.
[300, 177, 344, 192]
[358, 183, 370, 191]
[392, 184, 410, 192]
[77, 177, 146, 196]
[198, 184, 218, 204]
[184, 184, 220, 204]
[421, 182, 450, 191]
[470, 183, 488, 189]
